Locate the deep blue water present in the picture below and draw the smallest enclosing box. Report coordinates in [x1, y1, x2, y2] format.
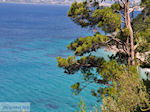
[0, 3, 112, 112]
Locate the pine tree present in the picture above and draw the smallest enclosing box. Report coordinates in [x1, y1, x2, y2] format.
[57, 0, 150, 111]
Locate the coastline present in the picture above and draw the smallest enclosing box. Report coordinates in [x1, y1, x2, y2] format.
[105, 46, 150, 80]
[104, 46, 122, 54]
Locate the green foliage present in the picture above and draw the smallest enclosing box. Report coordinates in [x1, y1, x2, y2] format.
[114, 28, 130, 42]
[98, 62, 149, 112]
[67, 34, 108, 56]
[68, 1, 98, 28]
[141, 0, 150, 7]
[92, 7, 121, 32]
[68, 1, 121, 33]
[132, 7, 150, 53]
[57, 55, 105, 74]
[57, 56, 150, 112]
[76, 99, 100, 112]
[57, 0, 150, 112]
[111, 3, 121, 11]
[135, 28, 150, 53]
[109, 52, 129, 64]
[76, 99, 87, 112]
[121, 28, 130, 37]
[57, 56, 76, 67]
[71, 82, 80, 90]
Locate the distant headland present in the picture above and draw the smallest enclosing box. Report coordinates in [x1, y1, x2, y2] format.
[0, 0, 81, 5]
[0, 0, 112, 6]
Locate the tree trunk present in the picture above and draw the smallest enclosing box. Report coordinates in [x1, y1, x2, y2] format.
[124, 0, 135, 65]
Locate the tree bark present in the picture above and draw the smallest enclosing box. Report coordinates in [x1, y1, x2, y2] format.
[124, 0, 135, 65]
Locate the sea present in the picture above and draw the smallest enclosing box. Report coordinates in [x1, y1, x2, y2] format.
[0, 3, 114, 112]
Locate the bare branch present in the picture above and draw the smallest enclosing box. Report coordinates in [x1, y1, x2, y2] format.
[106, 33, 128, 54]
[107, 34, 123, 45]
[122, 20, 125, 23]
[134, 43, 139, 50]
[120, 0, 125, 5]
[129, 6, 142, 13]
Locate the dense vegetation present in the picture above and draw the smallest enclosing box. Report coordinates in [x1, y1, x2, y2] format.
[57, 0, 150, 111]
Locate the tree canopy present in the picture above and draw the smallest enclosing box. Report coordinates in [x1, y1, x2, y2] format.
[57, 0, 150, 111]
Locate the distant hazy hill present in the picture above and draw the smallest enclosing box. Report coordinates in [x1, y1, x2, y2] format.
[0, 0, 82, 5]
[0, 0, 113, 5]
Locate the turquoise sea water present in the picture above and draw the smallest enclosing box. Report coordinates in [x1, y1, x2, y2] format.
[0, 3, 112, 112]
